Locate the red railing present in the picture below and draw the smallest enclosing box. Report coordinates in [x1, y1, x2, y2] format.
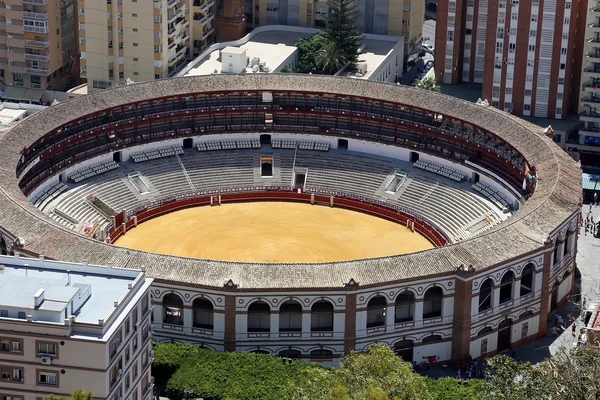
[107, 190, 448, 247]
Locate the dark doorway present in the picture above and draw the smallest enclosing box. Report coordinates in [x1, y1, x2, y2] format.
[410, 151, 419, 163]
[260, 134, 271, 145]
[393, 340, 414, 362]
[497, 319, 512, 352]
[261, 162, 273, 177]
[0, 236, 7, 255]
[113, 151, 122, 163]
[294, 173, 306, 186]
[338, 139, 348, 150]
[473, 173, 480, 183]
[183, 138, 193, 149]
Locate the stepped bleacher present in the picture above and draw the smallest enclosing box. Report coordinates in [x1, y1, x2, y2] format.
[472, 182, 511, 212]
[196, 139, 261, 151]
[33, 182, 68, 209]
[131, 146, 184, 162]
[39, 147, 508, 243]
[413, 160, 467, 182]
[273, 138, 330, 151]
[70, 160, 119, 183]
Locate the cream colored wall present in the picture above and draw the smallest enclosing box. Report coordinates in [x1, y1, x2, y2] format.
[82, 1, 109, 85]
[121, 2, 158, 83]
[387, 0, 404, 36]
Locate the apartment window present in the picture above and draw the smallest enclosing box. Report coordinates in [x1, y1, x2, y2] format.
[119, 42, 123, 49]
[11, 341, 21, 353]
[107, 13, 112, 19]
[119, 71, 124, 79]
[142, 295, 149, 315]
[125, 374, 130, 391]
[39, 372, 57, 385]
[108, 41, 113, 48]
[560, 63, 566, 70]
[466, 28, 472, 35]
[133, 335, 138, 351]
[17, 310, 25, 319]
[154, 16, 162, 23]
[530, 30, 536, 37]
[531, 16, 537, 22]
[561, 48, 567, 55]
[133, 43, 138, 47]
[525, 89, 532, 96]
[402, 19, 409, 26]
[132, 363, 138, 379]
[526, 75, 533, 82]
[109, 69, 114, 78]
[0, 310, 7, 318]
[134, 72, 139, 76]
[80, 38, 86, 45]
[12, 369, 22, 382]
[528, 45, 535, 51]
[0, 341, 9, 352]
[154, 1, 161, 8]
[118, 13, 122, 20]
[562, 33, 568, 40]
[93, 80, 112, 89]
[504, 102, 512, 110]
[403, 4, 410, 11]
[564, 17, 569, 24]
[133, 28, 138, 32]
[154, 45, 162, 53]
[559, 77, 565, 84]
[133, 57, 139, 61]
[511, 13, 518, 20]
[125, 346, 130, 363]
[509, 43, 516, 51]
[524, 104, 531, 111]
[492, 87, 500, 97]
[558, 93, 563, 100]
[556, 107, 562, 114]
[155, 74, 162, 79]
[37, 342, 57, 356]
[527, 60, 534, 66]
[565, 1, 571, 8]
[132, 13, 137, 17]
[506, 87, 512, 94]
[1, 371, 10, 380]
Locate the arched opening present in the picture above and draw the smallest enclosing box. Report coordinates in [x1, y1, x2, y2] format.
[497, 319, 512, 352]
[478, 327, 493, 336]
[113, 151, 121, 163]
[478, 279, 493, 312]
[192, 298, 214, 330]
[248, 301, 271, 332]
[279, 301, 302, 332]
[423, 287, 443, 319]
[366, 296, 387, 328]
[338, 139, 348, 150]
[0, 237, 7, 255]
[260, 134, 271, 145]
[562, 270, 570, 282]
[520, 264, 534, 297]
[553, 244, 559, 266]
[311, 301, 334, 332]
[473, 172, 480, 183]
[393, 339, 414, 362]
[551, 281, 559, 310]
[410, 151, 419, 163]
[183, 138, 194, 149]
[250, 349, 270, 354]
[564, 234, 571, 256]
[279, 349, 302, 359]
[163, 293, 184, 325]
[310, 349, 333, 361]
[519, 311, 534, 321]
[395, 292, 415, 323]
[422, 334, 443, 344]
[499, 271, 514, 304]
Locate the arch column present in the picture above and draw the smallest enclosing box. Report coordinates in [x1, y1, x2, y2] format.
[224, 295, 237, 351]
[451, 271, 474, 363]
[183, 307, 193, 329]
[492, 285, 500, 310]
[153, 303, 163, 325]
[414, 300, 424, 327]
[270, 312, 279, 335]
[386, 304, 395, 328]
[344, 293, 357, 353]
[302, 310, 311, 334]
[538, 248, 552, 338]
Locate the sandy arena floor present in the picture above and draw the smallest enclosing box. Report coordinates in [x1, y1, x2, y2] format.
[114, 202, 434, 263]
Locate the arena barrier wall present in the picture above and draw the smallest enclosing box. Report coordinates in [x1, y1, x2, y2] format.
[107, 190, 449, 247]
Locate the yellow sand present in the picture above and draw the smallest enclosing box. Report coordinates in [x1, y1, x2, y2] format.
[114, 202, 434, 263]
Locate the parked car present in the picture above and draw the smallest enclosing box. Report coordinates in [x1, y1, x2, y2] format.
[425, 60, 434, 70]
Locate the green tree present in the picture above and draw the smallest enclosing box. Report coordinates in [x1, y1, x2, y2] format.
[324, 0, 362, 64]
[315, 40, 348, 75]
[43, 389, 93, 400]
[480, 355, 552, 400]
[425, 377, 482, 400]
[296, 33, 329, 74]
[415, 77, 440, 92]
[545, 344, 600, 400]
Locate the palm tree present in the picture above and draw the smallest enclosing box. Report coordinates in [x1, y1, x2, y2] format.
[415, 77, 440, 92]
[315, 40, 347, 75]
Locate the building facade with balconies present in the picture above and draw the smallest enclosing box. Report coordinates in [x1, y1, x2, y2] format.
[191, 0, 215, 55]
[0, 255, 153, 400]
[78, 0, 193, 92]
[0, 0, 77, 102]
[577, 2, 600, 168]
[435, 0, 587, 119]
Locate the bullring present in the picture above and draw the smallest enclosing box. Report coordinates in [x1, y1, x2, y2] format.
[0, 74, 581, 365]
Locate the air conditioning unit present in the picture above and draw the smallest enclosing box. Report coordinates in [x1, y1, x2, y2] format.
[41, 356, 52, 365]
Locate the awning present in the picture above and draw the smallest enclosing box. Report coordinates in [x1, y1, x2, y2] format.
[582, 173, 600, 191]
[1, 86, 44, 102]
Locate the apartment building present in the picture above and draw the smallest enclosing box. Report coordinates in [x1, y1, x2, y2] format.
[0, 254, 153, 400]
[576, 0, 600, 168]
[233, 0, 424, 59]
[0, 0, 77, 102]
[79, 0, 213, 91]
[435, 0, 586, 119]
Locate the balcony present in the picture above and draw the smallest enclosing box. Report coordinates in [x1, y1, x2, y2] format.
[23, 0, 47, 4]
[25, 53, 49, 61]
[591, 6, 600, 12]
[24, 39, 49, 48]
[26, 67, 49, 75]
[202, 26, 214, 39]
[581, 96, 600, 107]
[23, 11, 48, 20]
[23, 25, 48, 34]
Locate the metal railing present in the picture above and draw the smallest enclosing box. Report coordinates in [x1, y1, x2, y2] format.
[23, 25, 48, 34]
[25, 67, 49, 75]
[23, 11, 48, 20]
[25, 53, 50, 62]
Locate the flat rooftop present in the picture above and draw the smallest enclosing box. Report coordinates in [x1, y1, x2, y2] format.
[0, 263, 136, 323]
[184, 30, 313, 77]
[0, 106, 27, 127]
[338, 38, 402, 79]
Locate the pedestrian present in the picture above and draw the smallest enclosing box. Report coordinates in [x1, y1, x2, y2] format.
[456, 367, 462, 379]
[557, 315, 564, 328]
[554, 313, 560, 327]
[572, 323, 577, 337]
[594, 192, 598, 205]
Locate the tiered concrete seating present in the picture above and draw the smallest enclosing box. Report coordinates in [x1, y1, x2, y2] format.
[197, 139, 261, 151]
[33, 182, 68, 210]
[70, 160, 119, 183]
[272, 138, 296, 149]
[131, 146, 184, 162]
[413, 160, 466, 182]
[472, 182, 511, 211]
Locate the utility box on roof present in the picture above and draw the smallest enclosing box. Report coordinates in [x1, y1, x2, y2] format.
[221, 47, 247, 73]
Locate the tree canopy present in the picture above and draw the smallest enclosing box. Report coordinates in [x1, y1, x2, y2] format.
[324, 0, 362, 64]
[43, 390, 93, 400]
[415, 77, 440, 92]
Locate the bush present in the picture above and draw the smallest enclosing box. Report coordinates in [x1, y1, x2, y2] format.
[425, 377, 483, 400]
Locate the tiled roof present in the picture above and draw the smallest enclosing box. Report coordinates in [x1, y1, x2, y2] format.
[0, 74, 582, 289]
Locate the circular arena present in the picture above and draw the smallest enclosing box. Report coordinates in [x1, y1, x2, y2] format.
[0, 74, 581, 365]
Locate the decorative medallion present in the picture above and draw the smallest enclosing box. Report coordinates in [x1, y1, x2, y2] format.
[272, 298, 278, 304]
[359, 296, 365, 301]
[238, 299, 244, 304]
[217, 297, 222, 303]
[447, 281, 453, 287]
[304, 298, 310, 303]
[184, 293, 190, 299]
[338, 298, 343, 303]
[474, 281, 479, 288]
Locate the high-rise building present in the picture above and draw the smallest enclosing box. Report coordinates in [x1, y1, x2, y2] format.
[0, 0, 77, 102]
[237, 0, 424, 59]
[435, 0, 586, 119]
[0, 254, 154, 400]
[78, 0, 215, 92]
[576, 1, 600, 167]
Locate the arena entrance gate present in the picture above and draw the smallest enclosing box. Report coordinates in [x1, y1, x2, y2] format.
[497, 319, 512, 352]
[113, 151, 122, 163]
[338, 139, 348, 150]
[410, 151, 419, 163]
[261, 155, 273, 177]
[183, 138, 193, 149]
[260, 134, 271, 145]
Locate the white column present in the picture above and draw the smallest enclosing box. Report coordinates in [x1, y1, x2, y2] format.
[153, 304, 162, 326]
[386, 305, 395, 329]
[302, 311, 311, 336]
[183, 308, 193, 329]
[414, 300, 424, 327]
[513, 280, 521, 302]
[270, 313, 279, 334]
[492, 286, 500, 310]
